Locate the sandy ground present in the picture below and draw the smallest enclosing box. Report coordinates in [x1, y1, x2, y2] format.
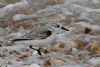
[0, 0, 100, 67]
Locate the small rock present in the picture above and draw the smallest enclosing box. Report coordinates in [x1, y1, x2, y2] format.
[52, 42, 65, 51]
[16, 52, 31, 61]
[60, 64, 87, 67]
[42, 59, 51, 67]
[88, 57, 100, 67]
[41, 47, 49, 54]
[32, 51, 38, 56]
[29, 63, 40, 67]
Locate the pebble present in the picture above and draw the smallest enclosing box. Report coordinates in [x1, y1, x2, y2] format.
[88, 57, 100, 66]
[29, 63, 40, 67]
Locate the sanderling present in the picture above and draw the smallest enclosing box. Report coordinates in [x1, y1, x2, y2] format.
[12, 22, 69, 47]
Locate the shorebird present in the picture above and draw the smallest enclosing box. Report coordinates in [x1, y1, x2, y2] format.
[11, 22, 69, 47]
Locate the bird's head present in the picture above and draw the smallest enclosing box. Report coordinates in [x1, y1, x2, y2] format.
[45, 22, 69, 34]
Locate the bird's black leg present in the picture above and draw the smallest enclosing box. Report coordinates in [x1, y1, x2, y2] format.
[29, 45, 42, 56]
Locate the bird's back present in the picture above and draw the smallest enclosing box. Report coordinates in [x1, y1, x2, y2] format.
[12, 27, 52, 42]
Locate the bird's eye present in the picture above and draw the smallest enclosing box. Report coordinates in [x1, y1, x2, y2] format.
[50, 23, 60, 28]
[53, 24, 60, 28]
[56, 25, 60, 27]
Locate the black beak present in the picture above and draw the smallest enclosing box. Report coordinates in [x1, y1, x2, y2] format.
[61, 27, 69, 31]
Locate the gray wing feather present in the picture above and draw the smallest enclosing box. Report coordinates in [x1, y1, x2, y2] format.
[22, 29, 52, 40]
[12, 27, 52, 42]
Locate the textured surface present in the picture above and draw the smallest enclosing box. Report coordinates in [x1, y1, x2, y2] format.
[0, 0, 100, 67]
